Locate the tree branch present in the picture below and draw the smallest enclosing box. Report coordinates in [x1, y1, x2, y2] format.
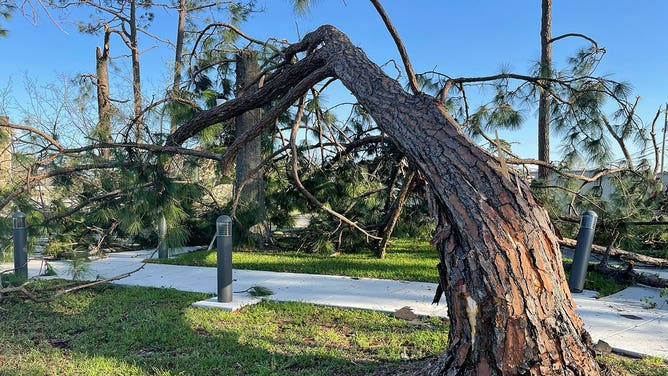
[289, 96, 381, 241]
[549, 33, 603, 52]
[369, 0, 420, 95]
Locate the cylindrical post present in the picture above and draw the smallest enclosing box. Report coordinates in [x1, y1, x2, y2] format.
[216, 215, 233, 302]
[158, 214, 168, 259]
[568, 211, 598, 293]
[13, 211, 28, 281]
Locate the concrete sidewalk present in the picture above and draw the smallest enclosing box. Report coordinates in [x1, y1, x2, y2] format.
[4, 250, 667, 361]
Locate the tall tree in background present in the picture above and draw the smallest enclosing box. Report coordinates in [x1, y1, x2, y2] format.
[233, 50, 268, 245]
[171, 0, 187, 134]
[57, 0, 151, 143]
[537, 0, 552, 180]
[95, 23, 112, 158]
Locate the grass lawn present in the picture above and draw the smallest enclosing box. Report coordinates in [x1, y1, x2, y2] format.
[149, 239, 629, 296]
[0, 283, 665, 375]
[0, 283, 449, 375]
[148, 239, 440, 283]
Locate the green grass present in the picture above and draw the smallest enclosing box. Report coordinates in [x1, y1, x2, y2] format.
[599, 355, 668, 376]
[0, 283, 449, 375]
[149, 239, 440, 283]
[151, 240, 629, 297]
[1, 283, 665, 375]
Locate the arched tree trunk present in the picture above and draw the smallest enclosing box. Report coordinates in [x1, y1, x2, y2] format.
[169, 25, 600, 375]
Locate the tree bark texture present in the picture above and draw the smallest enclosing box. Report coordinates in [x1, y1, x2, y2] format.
[234, 50, 268, 242]
[96, 25, 112, 159]
[170, 25, 600, 375]
[538, 0, 553, 180]
[130, 0, 143, 143]
[170, 0, 186, 134]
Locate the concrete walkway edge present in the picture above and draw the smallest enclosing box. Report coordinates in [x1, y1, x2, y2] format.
[3, 250, 666, 361]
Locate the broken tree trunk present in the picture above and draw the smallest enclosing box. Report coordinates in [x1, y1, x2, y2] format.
[169, 25, 600, 375]
[95, 25, 112, 159]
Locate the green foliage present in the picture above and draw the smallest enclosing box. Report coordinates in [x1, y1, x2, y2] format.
[0, 2, 14, 37]
[533, 168, 667, 260]
[0, 272, 25, 288]
[291, 0, 319, 15]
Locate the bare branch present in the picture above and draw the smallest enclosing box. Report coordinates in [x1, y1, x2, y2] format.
[506, 157, 627, 182]
[369, 0, 419, 95]
[1, 121, 64, 152]
[549, 33, 603, 52]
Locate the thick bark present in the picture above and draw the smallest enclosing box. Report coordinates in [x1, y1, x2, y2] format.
[234, 50, 268, 244]
[538, 0, 552, 180]
[171, 25, 600, 375]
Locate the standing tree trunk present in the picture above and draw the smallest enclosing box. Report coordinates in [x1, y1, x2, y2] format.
[129, 0, 143, 144]
[376, 168, 415, 258]
[170, 0, 186, 134]
[537, 0, 553, 180]
[95, 24, 112, 159]
[169, 26, 600, 375]
[234, 50, 268, 246]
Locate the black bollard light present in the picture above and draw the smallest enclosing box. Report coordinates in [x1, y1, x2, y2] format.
[216, 215, 233, 303]
[13, 211, 28, 281]
[568, 211, 598, 293]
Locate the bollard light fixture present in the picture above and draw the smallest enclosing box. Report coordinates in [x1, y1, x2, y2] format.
[216, 215, 232, 237]
[216, 215, 233, 303]
[12, 211, 28, 282]
[13, 211, 26, 229]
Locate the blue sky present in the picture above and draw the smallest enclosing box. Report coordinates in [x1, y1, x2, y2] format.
[1, 1, 667, 161]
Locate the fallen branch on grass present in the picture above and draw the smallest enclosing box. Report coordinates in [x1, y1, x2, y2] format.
[0, 249, 157, 302]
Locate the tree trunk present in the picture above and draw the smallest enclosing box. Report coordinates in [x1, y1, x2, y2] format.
[376, 169, 414, 259]
[170, 0, 186, 134]
[129, 0, 143, 144]
[170, 26, 600, 375]
[537, 0, 552, 180]
[234, 50, 268, 245]
[95, 25, 112, 159]
[662, 103, 667, 173]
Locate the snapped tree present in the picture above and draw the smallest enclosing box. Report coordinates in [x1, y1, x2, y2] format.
[168, 25, 601, 375]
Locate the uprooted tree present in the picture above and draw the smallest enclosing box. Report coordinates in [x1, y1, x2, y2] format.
[168, 25, 601, 375]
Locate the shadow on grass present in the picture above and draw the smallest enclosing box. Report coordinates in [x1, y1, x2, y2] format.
[0, 284, 447, 375]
